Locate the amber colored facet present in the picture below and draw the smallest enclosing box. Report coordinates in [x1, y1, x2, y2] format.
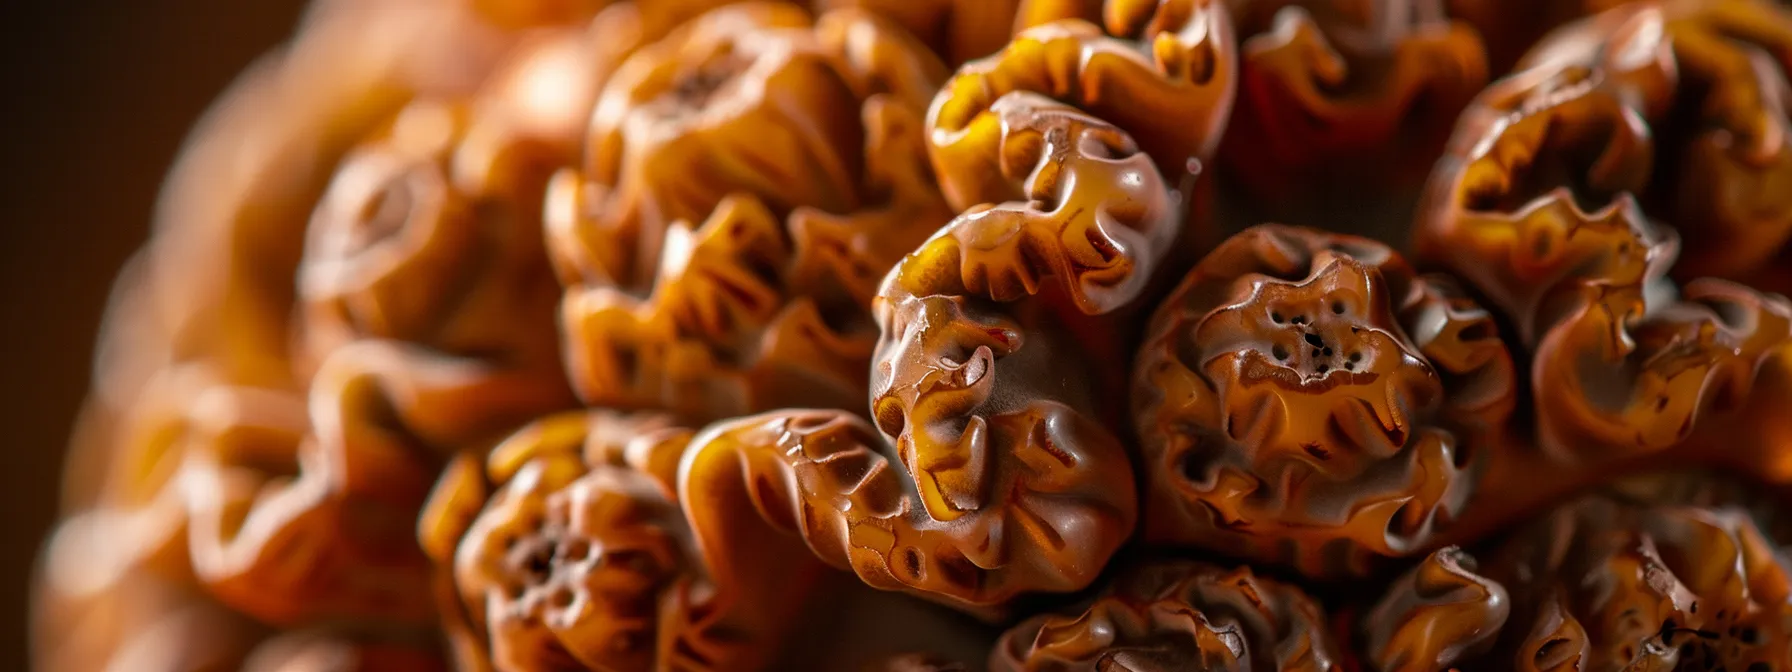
[1360, 547, 1509, 672]
[926, 0, 1236, 205]
[44, 14, 594, 636]
[298, 103, 558, 377]
[1133, 225, 1516, 576]
[670, 95, 1188, 619]
[171, 87, 584, 624]
[1217, 0, 1489, 235]
[1415, 1, 1792, 503]
[819, 0, 1107, 66]
[442, 411, 758, 672]
[1448, 0, 1649, 74]
[860, 95, 1182, 606]
[992, 560, 1343, 671]
[1418, 475, 1792, 671]
[139, 0, 520, 392]
[547, 4, 954, 423]
[1482, 0, 1792, 295]
[51, 0, 519, 519]
[467, 0, 606, 30]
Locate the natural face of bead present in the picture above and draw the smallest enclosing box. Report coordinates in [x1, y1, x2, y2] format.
[1133, 225, 1513, 577]
[1188, 253, 1439, 473]
[991, 560, 1343, 671]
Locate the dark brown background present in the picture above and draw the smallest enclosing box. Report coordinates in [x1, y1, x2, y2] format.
[1, 1, 307, 665]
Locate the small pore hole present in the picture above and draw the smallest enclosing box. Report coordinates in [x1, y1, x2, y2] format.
[563, 539, 591, 562]
[1453, 440, 1474, 469]
[611, 632, 643, 653]
[1386, 500, 1420, 539]
[352, 181, 415, 249]
[1331, 301, 1345, 314]
[874, 399, 908, 438]
[1271, 311, 1285, 324]
[1458, 320, 1495, 342]
[1530, 229, 1555, 261]
[902, 548, 924, 579]
[524, 548, 553, 580]
[1272, 345, 1290, 361]
[1179, 450, 1208, 482]
[550, 588, 574, 608]
[1535, 638, 1568, 664]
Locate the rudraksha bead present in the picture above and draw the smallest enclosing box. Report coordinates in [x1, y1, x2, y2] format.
[1133, 225, 1516, 577]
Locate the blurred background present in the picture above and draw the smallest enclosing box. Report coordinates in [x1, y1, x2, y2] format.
[0, 0, 307, 664]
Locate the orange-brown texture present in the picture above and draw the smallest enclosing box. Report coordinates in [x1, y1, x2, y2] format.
[432, 410, 1006, 671]
[927, 0, 1236, 203]
[1360, 547, 1509, 672]
[847, 95, 1177, 605]
[667, 93, 1189, 619]
[37, 547, 449, 671]
[172, 90, 583, 625]
[1448, 0, 1646, 73]
[991, 560, 1343, 670]
[50, 0, 512, 522]
[38, 2, 606, 659]
[237, 630, 450, 672]
[133, 0, 519, 394]
[1217, 0, 1488, 234]
[1505, 0, 1792, 294]
[468, 0, 752, 38]
[34, 0, 1792, 669]
[546, 3, 954, 423]
[434, 411, 764, 672]
[1415, 1, 1792, 511]
[32, 565, 263, 672]
[818, 0, 1107, 66]
[1133, 225, 1516, 577]
[1435, 475, 1792, 671]
[39, 0, 577, 595]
